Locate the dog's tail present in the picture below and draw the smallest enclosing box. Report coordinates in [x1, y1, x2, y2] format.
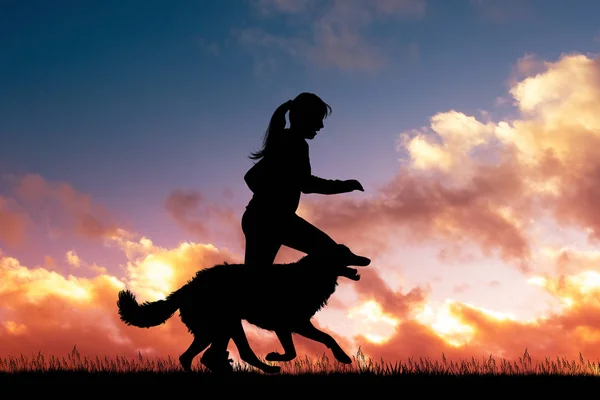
[117, 289, 181, 328]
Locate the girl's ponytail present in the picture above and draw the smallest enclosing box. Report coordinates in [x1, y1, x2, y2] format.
[249, 100, 293, 160]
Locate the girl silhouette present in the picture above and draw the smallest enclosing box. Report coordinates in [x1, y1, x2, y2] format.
[200, 92, 370, 373]
[241, 92, 370, 267]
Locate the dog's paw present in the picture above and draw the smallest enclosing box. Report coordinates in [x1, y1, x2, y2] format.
[179, 355, 193, 372]
[333, 351, 352, 364]
[265, 352, 285, 362]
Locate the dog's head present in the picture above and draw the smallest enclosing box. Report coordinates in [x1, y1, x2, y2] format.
[305, 244, 370, 281]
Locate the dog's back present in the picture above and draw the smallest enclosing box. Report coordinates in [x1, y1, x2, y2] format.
[177, 257, 340, 332]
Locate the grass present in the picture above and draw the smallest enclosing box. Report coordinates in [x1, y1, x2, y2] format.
[1, 346, 600, 388]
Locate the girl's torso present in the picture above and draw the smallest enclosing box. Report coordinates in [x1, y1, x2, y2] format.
[244, 131, 310, 214]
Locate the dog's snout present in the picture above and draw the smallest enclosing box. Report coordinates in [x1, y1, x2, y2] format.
[354, 256, 371, 267]
[346, 252, 370, 267]
[334, 244, 370, 266]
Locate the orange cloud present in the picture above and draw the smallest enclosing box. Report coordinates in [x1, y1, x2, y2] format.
[0, 234, 241, 359]
[304, 159, 532, 270]
[355, 264, 600, 363]
[164, 189, 243, 246]
[0, 196, 28, 248]
[2, 173, 122, 241]
[352, 268, 428, 317]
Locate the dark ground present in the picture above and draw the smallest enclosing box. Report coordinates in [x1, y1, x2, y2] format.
[2, 371, 599, 390]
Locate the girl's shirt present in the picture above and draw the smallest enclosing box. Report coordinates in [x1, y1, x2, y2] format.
[244, 130, 349, 214]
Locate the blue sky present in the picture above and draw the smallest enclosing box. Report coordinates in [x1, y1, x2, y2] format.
[3, 1, 599, 218]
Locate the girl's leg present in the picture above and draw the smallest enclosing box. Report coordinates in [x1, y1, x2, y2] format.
[242, 207, 283, 266]
[244, 231, 281, 266]
[202, 208, 283, 368]
[280, 214, 370, 266]
[280, 214, 338, 255]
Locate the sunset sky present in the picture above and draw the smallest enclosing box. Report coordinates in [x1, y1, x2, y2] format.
[2, 0, 600, 365]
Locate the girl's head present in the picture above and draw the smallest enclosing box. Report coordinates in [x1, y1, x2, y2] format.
[288, 92, 332, 139]
[249, 92, 332, 160]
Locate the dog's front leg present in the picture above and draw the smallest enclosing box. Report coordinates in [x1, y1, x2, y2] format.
[265, 331, 297, 362]
[294, 320, 352, 364]
[230, 321, 281, 374]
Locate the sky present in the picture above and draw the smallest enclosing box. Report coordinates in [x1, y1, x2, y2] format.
[2, 0, 600, 366]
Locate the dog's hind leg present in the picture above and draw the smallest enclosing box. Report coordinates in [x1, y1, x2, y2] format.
[230, 321, 281, 374]
[265, 331, 297, 362]
[179, 334, 210, 372]
[294, 320, 352, 364]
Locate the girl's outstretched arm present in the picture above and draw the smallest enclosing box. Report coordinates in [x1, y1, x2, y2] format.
[301, 176, 363, 195]
[299, 141, 364, 195]
[245, 136, 363, 195]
